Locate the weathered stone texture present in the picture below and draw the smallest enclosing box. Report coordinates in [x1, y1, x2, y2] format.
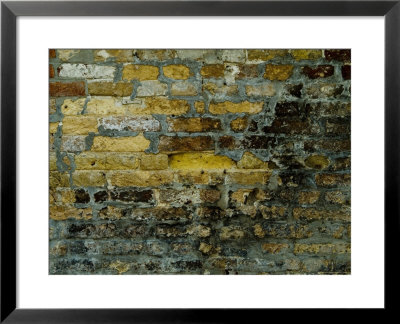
[49, 49, 351, 275]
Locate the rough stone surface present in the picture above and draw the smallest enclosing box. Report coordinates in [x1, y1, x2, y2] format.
[49, 49, 351, 275]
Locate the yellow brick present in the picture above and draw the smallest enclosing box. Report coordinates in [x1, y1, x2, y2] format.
[291, 49, 322, 60]
[127, 97, 190, 115]
[58, 188, 76, 204]
[122, 64, 159, 80]
[86, 97, 127, 115]
[108, 170, 173, 186]
[162, 64, 190, 79]
[62, 116, 98, 135]
[140, 154, 168, 170]
[294, 243, 350, 255]
[305, 155, 330, 169]
[109, 260, 130, 275]
[75, 152, 139, 170]
[262, 243, 289, 254]
[175, 170, 210, 184]
[246, 49, 288, 62]
[50, 205, 92, 221]
[226, 170, 271, 185]
[72, 171, 106, 186]
[220, 226, 245, 240]
[94, 49, 133, 62]
[264, 64, 294, 81]
[88, 82, 133, 96]
[209, 101, 263, 114]
[298, 191, 320, 204]
[61, 98, 86, 115]
[50, 122, 59, 134]
[91, 135, 150, 152]
[169, 153, 235, 170]
[194, 101, 205, 113]
[237, 152, 269, 169]
[49, 171, 70, 188]
[50, 152, 57, 171]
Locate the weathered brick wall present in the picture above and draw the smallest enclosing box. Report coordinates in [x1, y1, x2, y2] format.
[49, 49, 350, 275]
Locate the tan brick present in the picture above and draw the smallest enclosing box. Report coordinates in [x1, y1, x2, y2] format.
[209, 101, 263, 114]
[325, 191, 347, 204]
[134, 49, 177, 61]
[163, 64, 191, 79]
[88, 82, 133, 96]
[72, 171, 107, 187]
[49, 152, 58, 171]
[58, 189, 76, 204]
[136, 80, 168, 97]
[293, 207, 350, 221]
[61, 98, 86, 115]
[194, 101, 205, 113]
[262, 243, 289, 254]
[200, 64, 225, 78]
[62, 116, 98, 135]
[291, 49, 322, 60]
[49, 99, 57, 114]
[108, 170, 173, 187]
[86, 97, 126, 115]
[220, 226, 245, 240]
[91, 135, 150, 152]
[140, 154, 168, 170]
[230, 117, 248, 132]
[294, 243, 350, 255]
[127, 97, 190, 115]
[170, 81, 198, 96]
[122, 64, 159, 80]
[174, 170, 210, 185]
[203, 83, 238, 96]
[298, 191, 320, 204]
[94, 49, 133, 62]
[49, 171, 70, 188]
[315, 173, 351, 186]
[246, 49, 288, 62]
[237, 152, 269, 169]
[264, 64, 294, 81]
[50, 205, 92, 221]
[50, 122, 59, 134]
[169, 153, 235, 170]
[167, 117, 221, 132]
[75, 152, 139, 170]
[246, 83, 276, 96]
[226, 170, 271, 185]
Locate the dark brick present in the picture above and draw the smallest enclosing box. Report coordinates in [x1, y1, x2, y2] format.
[74, 189, 90, 204]
[110, 189, 153, 203]
[275, 102, 301, 117]
[159, 136, 214, 152]
[263, 118, 320, 135]
[302, 65, 334, 79]
[94, 190, 108, 203]
[286, 84, 303, 98]
[342, 65, 351, 80]
[325, 49, 351, 62]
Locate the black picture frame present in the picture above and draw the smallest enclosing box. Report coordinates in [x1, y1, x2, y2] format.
[1, 0, 398, 322]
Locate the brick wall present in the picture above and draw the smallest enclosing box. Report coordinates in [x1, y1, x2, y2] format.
[49, 49, 351, 274]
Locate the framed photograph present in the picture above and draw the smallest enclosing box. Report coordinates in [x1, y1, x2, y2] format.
[1, 0, 397, 321]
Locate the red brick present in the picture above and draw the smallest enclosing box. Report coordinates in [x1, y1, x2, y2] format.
[49, 81, 86, 97]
